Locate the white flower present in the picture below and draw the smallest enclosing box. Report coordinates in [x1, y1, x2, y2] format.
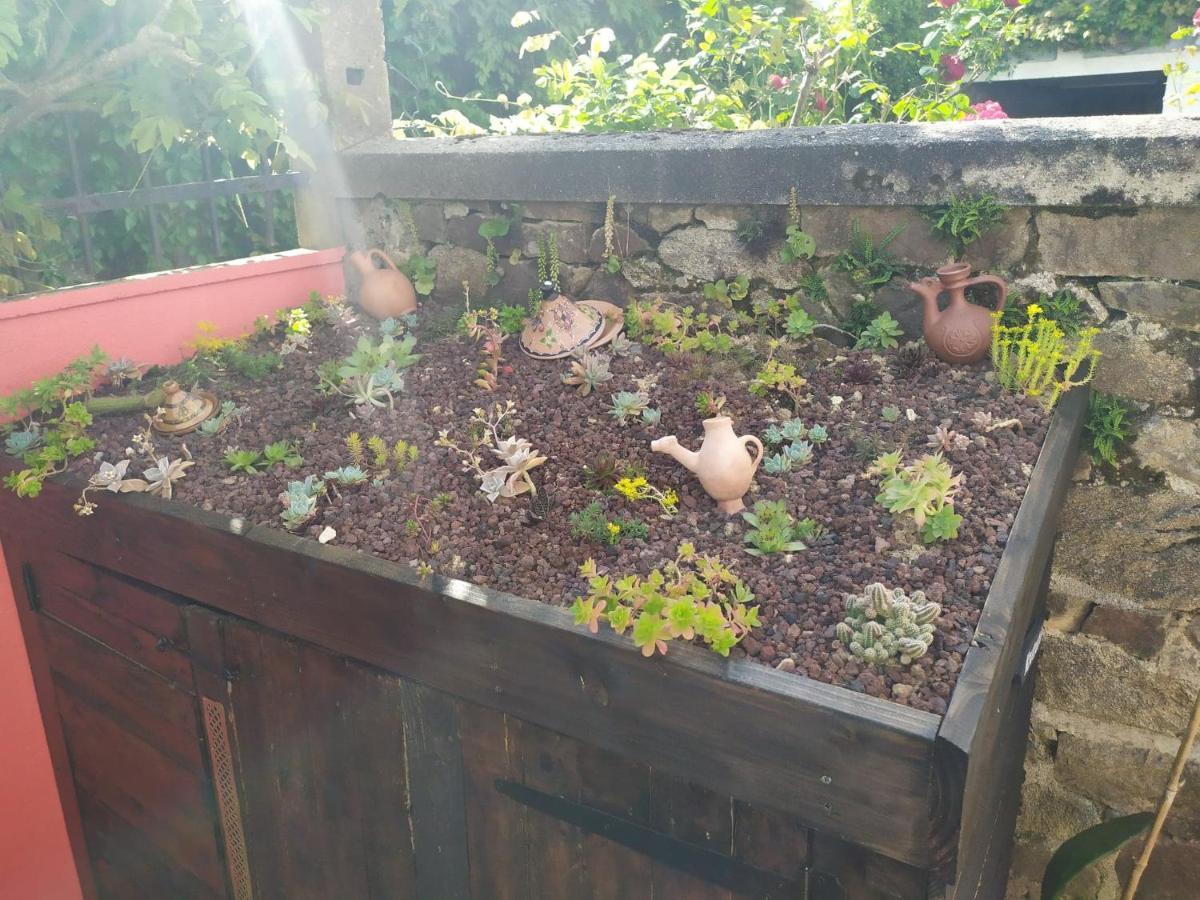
[905, 408, 917, 422]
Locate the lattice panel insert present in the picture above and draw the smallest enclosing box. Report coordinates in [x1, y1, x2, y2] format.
[202, 696, 254, 900]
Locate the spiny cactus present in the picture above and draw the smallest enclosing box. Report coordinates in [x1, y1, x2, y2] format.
[835, 583, 941, 667]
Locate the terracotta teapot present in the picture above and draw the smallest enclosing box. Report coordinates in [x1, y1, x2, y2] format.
[348, 249, 417, 320]
[909, 262, 1007, 364]
[651, 416, 763, 514]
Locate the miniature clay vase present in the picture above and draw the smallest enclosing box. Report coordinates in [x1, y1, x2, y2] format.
[520, 281, 605, 359]
[348, 248, 417, 320]
[651, 417, 764, 514]
[909, 262, 1007, 365]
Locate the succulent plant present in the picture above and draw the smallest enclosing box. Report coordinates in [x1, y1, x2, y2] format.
[742, 500, 809, 556]
[784, 440, 813, 464]
[608, 390, 650, 425]
[583, 452, 622, 491]
[927, 425, 970, 453]
[835, 583, 941, 667]
[842, 359, 876, 384]
[763, 452, 792, 475]
[869, 451, 963, 543]
[694, 391, 726, 418]
[881, 405, 901, 423]
[610, 333, 641, 357]
[562, 352, 613, 397]
[143, 455, 193, 500]
[324, 466, 368, 486]
[894, 341, 929, 378]
[807, 424, 829, 444]
[105, 357, 142, 388]
[641, 407, 662, 426]
[781, 419, 808, 442]
[224, 448, 264, 475]
[280, 475, 325, 530]
[263, 440, 304, 468]
[764, 424, 785, 446]
[4, 427, 41, 457]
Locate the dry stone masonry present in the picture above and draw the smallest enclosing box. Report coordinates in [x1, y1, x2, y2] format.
[335, 118, 1200, 897]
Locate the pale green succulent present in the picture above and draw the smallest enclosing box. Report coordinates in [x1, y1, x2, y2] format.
[835, 583, 941, 667]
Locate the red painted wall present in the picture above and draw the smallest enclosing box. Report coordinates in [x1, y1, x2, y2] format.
[0, 248, 345, 897]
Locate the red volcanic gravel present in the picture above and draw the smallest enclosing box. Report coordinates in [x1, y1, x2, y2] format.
[77, 309, 1049, 715]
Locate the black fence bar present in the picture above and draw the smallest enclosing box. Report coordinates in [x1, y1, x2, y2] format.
[201, 147, 222, 256]
[41, 172, 309, 216]
[63, 118, 96, 278]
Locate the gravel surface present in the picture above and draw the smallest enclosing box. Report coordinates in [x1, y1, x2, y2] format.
[78, 308, 1049, 714]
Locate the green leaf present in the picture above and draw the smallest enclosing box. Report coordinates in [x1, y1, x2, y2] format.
[1041, 812, 1153, 900]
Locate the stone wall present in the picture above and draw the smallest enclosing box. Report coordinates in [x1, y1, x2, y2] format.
[336, 120, 1200, 897]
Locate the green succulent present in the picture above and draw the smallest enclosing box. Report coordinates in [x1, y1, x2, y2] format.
[224, 448, 264, 475]
[742, 500, 810, 556]
[263, 440, 304, 468]
[835, 583, 941, 667]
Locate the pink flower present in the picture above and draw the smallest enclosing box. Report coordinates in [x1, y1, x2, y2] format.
[940, 54, 965, 82]
[1194, 7, 1200, 28]
[964, 100, 1008, 120]
[768, 74, 791, 91]
[814, 91, 829, 113]
[1004, 0, 1022, 8]
[937, 0, 959, 7]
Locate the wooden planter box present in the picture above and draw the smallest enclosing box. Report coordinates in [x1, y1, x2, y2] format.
[0, 389, 1085, 900]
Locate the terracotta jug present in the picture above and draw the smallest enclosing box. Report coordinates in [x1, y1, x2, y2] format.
[651, 417, 763, 514]
[348, 249, 417, 320]
[909, 262, 1007, 365]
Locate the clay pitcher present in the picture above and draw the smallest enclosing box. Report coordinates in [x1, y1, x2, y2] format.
[348, 249, 417, 320]
[909, 262, 1007, 364]
[651, 416, 764, 514]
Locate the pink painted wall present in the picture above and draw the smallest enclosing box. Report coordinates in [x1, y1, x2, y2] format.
[0, 248, 345, 897]
[0, 247, 346, 397]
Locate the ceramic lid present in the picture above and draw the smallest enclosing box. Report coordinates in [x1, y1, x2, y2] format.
[151, 381, 218, 435]
[519, 295, 605, 359]
[579, 300, 625, 350]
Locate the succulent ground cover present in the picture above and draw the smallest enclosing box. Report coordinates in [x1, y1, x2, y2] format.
[64, 300, 1049, 714]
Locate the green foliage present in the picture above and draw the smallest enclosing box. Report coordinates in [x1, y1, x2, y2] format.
[840, 298, 883, 340]
[403, 254, 438, 296]
[496, 304, 529, 335]
[702, 275, 749, 304]
[749, 358, 808, 410]
[694, 391, 725, 418]
[319, 334, 422, 409]
[991, 309, 1100, 410]
[263, 440, 304, 469]
[855, 312, 904, 350]
[836, 221, 903, 288]
[835, 582, 942, 667]
[1027, 1, 1193, 51]
[224, 448, 265, 475]
[869, 451, 964, 543]
[582, 452, 622, 491]
[785, 308, 816, 339]
[397, 0, 1034, 136]
[1086, 393, 1133, 468]
[926, 195, 1006, 257]
[221, 347, 282, 380]
[1001, 290, 1089, 335]
[625, 299, 735, 355]
[1041, 813, 1154, 900]
[324, 465, 369, 486]
[742, 500, 809, 556]
[1, 347, 106, 498]
[571, 542, 758, 658]
[608, 390, 650, 425]
[762, 419, 817, 474]
[569, 500, 647, 545]
[1, 1, 312, 294]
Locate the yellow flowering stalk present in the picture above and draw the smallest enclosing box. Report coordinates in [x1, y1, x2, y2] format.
[613, 475, 679, 518]
[990, 309, 1099, 410]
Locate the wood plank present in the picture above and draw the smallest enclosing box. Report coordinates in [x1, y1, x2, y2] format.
[649, 768, 734, 900]
[459, 706, 531, 900]
[39, 614, 205, 772]
[1, 539, 101, 900]
[574, 739, 654, 900]
[216, 616, 417, 900]
[77, 790, 222, 900]
[398, 679, 470, 900]
[0, 470, 942, 866]
[939, 388, 1088, 891]
[55, 685, 225, 892]
[34, 554, 192, 686]
[731, 801, 810, 884]
[809, 830, 931, 899]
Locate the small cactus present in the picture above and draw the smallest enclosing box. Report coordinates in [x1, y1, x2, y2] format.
[835, 583, 941, 667]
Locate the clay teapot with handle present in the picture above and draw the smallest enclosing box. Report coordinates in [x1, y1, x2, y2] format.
[651, 416, 763, 514]
[909, 262, 1007, 365]
[348, 248, 417, 320]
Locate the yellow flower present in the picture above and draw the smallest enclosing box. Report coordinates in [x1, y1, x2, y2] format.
[1025, 303, 1042, 319]
[606, 522, 621, 536]
[663, 489, 679, 507]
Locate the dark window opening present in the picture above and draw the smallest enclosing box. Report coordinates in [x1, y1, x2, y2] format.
[970, 70, 1168, 118]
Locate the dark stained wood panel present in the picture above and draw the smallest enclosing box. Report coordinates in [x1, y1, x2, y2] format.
[55, 686, 225, 893]
[215, 616, 418, 900]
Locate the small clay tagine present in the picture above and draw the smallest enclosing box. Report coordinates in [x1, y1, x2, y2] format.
[519, 281, 605, 359]
[151, 381, 217, 435]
